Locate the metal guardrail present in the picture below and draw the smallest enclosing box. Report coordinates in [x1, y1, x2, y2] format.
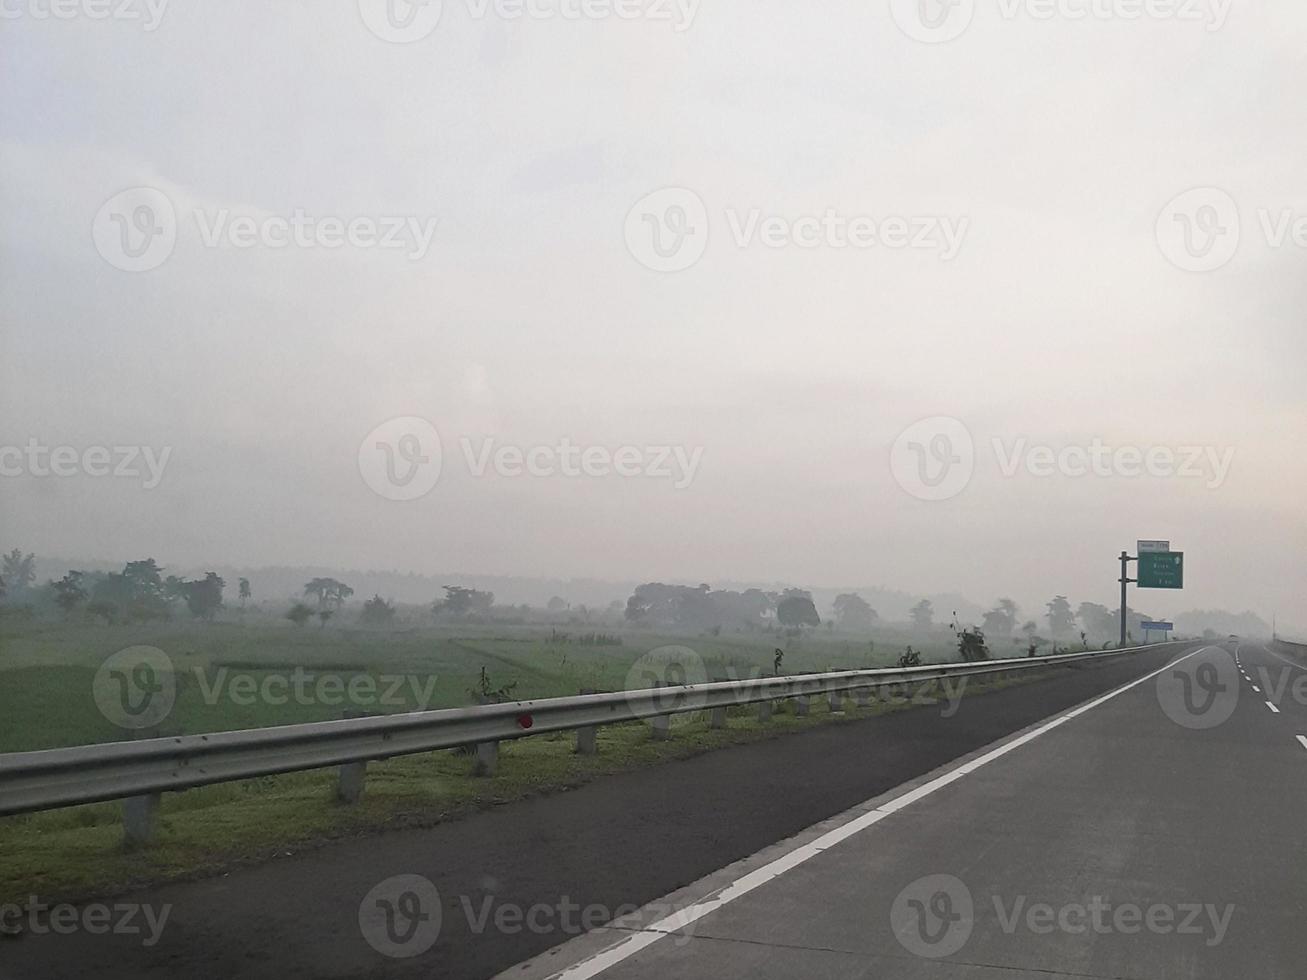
[1272, 638, 1307, 659]
[0, 641, 1187, 822]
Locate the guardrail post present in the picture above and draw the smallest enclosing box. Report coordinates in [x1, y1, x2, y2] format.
[473, 740, 499, 776]
[337, 761, 366, 803]
[337, 710, 372, 802]
[795, 694, 810, 717]
[575, 726, 598, 755]
[122, 793, 160, 849]
[709, 705, 727, 729]
[828, 691, 845, 713]
[651, 683, 672, 740]
[757, 700, 773, 723]
[120, 726, 163, 847]
[854, 686, 871, 708]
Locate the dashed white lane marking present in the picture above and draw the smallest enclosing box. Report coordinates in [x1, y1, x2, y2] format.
[549, 646, 1209, 980]
[1266, 701, 1281, 713]
[1253, 685, 1261, 693]
[1296, 736, 1307, 751]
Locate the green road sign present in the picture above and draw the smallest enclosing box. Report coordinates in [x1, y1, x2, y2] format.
[1138, 551, 1184, 589]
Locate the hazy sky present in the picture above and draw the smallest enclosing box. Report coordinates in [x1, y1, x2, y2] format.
[2, 1, 1304, 624]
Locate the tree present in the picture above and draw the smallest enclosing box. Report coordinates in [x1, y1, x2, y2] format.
[287, 603, 313, 627]
[91, 559, 170, 623]
[1, 549, 36, 601]
[1076, 602, 1116, 639]
[317, 609, 333, 628]
[833, 593, 878, 631]
[52, 571, 87, 617]
[910, 599, 934, 631]
[123, 559, 165, 599]
[957, 626, 989, 662]
[360, 594, 396, 626]
[304, 577, 353, 611]
[982, 599, 1019, 637]
[182, 572, 225, 621]
[546, 596, 568, 613]
[1045, 595, 1075, 637]
[435, 585, 495, 617]
[86, 600, 117, 625]
[238, 578, 252, 608]
[776, 595, 820, 628]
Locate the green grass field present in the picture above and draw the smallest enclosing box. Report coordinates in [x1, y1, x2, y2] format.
[0, 616, 973, 904]
[0, 617, 960, 753]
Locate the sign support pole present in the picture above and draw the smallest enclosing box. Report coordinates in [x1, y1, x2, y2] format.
[1119, 551, 1137, 647]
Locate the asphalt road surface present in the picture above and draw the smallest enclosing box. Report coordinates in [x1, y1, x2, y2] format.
[6, 642, 1262, 980]
[505, 641, 1307, 979]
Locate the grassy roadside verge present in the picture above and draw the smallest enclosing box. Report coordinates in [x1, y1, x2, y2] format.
[1, 671, 1047, 906]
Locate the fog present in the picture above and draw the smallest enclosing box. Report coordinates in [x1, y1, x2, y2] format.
[2, 1, 1304, 629]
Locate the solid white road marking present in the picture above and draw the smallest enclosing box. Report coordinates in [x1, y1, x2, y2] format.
[1266, 701, 1281, 713]
[1296, 736, 1307, 751]
[549, 646, 1209, 980]
[1262, 644, 1307, 672]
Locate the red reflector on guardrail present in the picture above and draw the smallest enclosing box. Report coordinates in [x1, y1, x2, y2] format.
[517, 714, 534, 729]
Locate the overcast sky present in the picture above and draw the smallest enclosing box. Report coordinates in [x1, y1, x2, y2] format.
[1, 1, 1304, 624]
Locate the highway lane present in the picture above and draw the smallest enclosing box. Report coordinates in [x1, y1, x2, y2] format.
[1235, 640, 1307, 738]
[509, 642, 1307, 979]
[0, 645, 1195, 980]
